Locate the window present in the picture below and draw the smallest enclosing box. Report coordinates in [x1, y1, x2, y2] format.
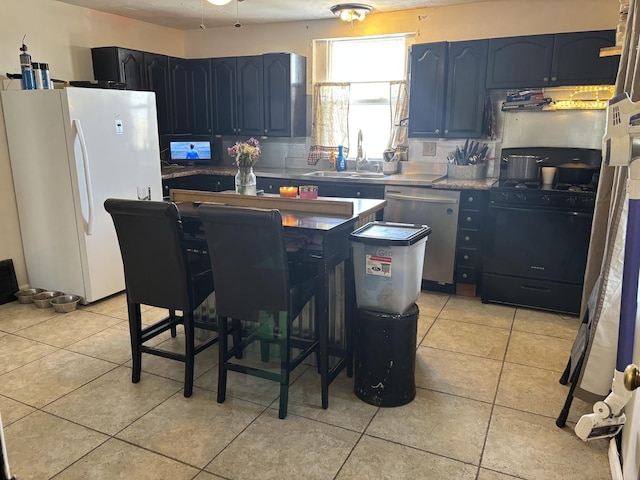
[313, 35, 409, 160]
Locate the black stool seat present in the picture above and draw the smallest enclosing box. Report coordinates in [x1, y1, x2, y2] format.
[198, 204, 320, 419]
[105, 199, 218, 397]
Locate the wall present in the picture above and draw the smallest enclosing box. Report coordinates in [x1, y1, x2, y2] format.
[0, 0, 183, 287]
[0, 0, 618, 287]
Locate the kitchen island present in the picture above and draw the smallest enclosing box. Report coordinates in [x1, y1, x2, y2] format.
[171, 189, 386, 410]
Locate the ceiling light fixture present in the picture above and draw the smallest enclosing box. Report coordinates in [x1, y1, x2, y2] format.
[330, 3, 373, 22]
[206, 0, 232, 5]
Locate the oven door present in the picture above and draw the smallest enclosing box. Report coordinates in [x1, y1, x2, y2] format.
[483, 204, 593, 284]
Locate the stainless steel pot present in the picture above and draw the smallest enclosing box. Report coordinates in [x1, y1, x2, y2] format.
[502, 155, 544, 180]
[557, 161, 598, 184]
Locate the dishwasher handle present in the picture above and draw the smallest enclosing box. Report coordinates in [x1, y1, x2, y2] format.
[385, 192, 459, 205]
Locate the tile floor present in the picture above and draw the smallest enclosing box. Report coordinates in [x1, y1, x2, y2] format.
[0, 292, 611, 479]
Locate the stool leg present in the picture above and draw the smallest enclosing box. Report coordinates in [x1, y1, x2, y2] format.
[183, 312, 195, 398]
[128, 302, 142, 384]
[169, 309, 177, 338]
[232, 318, 243, 359]
[279, 316, 291, 419]
[217, 316, 228, 404]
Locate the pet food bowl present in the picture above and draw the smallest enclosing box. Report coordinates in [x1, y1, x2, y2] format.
[31, 291, 64, 308]
[50, 294, 82, 313]
[14, 288, 46, 304]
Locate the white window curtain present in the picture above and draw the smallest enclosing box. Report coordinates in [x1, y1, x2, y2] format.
[387, 80, 409, 156]
[308, 82, 350, 165]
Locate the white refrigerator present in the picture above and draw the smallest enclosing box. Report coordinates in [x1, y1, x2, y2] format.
[1, 88, 163, 303]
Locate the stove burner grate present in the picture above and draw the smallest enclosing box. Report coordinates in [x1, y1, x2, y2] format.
[555, 183, 596, 192]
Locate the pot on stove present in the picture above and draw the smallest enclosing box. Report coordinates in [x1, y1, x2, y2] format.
[557, 159, 598, 185]
[502, 154, 544, 180]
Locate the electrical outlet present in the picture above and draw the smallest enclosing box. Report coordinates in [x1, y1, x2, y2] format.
[422, 142, 436, 156]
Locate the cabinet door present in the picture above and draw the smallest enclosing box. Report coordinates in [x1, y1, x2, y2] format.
[551, 31, 619, 86]
[263, 54, 291, 137]
[445, 40, 488, 138]
[486, 35, 554, 89]
[170, 58, 192, 134]
[211, 57, 238, 135]
[144, 53, 172, 135]
[170, 58, 212, 135]
[190, 59, 212, 135]
[92, 47, 146, 89]
[408, 42, 448, 137]
[119, 49, 146, 90]
[237, 56, 264, 137]
[256, 177, 290, 194]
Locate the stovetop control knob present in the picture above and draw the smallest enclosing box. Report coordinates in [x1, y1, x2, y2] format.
[515, 193, 526, 202]
[565, 196, 577, 206]
[540, 195, 551, 204]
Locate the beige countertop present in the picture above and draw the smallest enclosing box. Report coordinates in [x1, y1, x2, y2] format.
[161, 165, 497, 190]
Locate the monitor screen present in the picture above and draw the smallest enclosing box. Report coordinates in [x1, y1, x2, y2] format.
[169, 141, 212, 162]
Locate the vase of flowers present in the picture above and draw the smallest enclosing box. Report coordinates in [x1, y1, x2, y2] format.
[228, 137, 261, 195]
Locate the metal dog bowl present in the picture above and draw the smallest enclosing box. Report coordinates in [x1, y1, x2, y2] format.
[15, 288, 46, 304]
[50, 294, 82, 313]
[31, 291, 64, 308]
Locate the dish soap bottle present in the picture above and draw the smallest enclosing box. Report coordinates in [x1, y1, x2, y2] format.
[337, 145, 346, 172]
[329, 150, 336, 171]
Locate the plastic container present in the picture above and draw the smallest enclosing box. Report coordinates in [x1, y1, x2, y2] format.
[32, 62, 44, 89]
[40, 62, 52, 89]
[350, 221, 431, 314]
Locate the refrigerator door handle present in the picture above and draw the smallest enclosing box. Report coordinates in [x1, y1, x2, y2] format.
[73, 119, 95, 235]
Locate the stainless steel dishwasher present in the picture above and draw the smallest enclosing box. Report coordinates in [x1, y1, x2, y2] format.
[384, 186, 460, 285]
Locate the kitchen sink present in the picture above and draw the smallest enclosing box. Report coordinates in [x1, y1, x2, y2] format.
[303, 170, 388, 179]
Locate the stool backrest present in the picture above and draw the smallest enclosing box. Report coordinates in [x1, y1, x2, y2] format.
[198, 205, 290, 322]
[104, 199, 191, 309]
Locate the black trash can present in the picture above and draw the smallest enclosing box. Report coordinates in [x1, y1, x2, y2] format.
[354, 303, 419, 407]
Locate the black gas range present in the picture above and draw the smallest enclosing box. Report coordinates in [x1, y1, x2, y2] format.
[481, 147, 601, 315]
[490, 179, 596, 211]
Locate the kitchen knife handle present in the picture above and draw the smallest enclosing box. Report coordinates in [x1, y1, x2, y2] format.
[73, 119, 95, 236]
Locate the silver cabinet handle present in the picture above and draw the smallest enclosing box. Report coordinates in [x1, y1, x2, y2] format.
[463, 254, 469, 260]
[435, 129, 440, 134]
[385, 193, 459, 204]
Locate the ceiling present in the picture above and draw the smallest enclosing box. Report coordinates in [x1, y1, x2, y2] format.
[55, 0, 492, 31]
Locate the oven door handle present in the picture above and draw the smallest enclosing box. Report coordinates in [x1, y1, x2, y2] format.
[488, 204, 593, 218]
[386, 193, 459, 204]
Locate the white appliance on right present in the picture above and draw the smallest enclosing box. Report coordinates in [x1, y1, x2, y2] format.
[1, 87, 162, 303]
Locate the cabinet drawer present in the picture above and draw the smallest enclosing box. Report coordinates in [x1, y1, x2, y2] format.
[458, 229, 481, 248]
[460, 191, 487, 208]
[256, 177, 290, 194]
[456, 248, 480, 267]
[456, 266, 479, 284]
[459, 210, 482, 229]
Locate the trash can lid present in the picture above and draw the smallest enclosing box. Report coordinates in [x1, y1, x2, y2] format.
[350, 221, 431, 246]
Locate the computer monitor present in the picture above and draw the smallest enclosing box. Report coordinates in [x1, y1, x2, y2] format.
[169, 140, 211, 162]
[161, 135, 220, 165]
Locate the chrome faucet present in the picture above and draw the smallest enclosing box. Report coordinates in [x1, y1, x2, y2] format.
[355, 130, 381, 172]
